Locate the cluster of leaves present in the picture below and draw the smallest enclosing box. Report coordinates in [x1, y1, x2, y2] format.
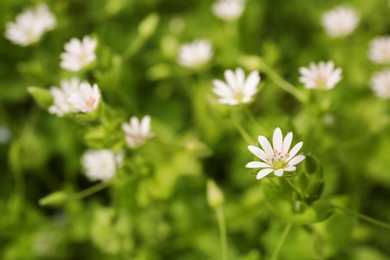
[1, 0, 390, 259]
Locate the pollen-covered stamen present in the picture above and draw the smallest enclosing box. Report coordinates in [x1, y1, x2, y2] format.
[270, 149, 288, 170]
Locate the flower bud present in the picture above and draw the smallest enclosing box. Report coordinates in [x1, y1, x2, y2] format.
[139, 13, 159, 38]
[28, 87, 53, 109]
[207, 179, 224, 208]
[39, 191, 67, 207]
[305, 154, 319, 175]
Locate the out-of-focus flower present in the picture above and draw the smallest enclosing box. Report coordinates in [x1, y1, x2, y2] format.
[322, 6, 359, 38]
[370, 69, 390, 99]
[82, 149, 122, 181]
[48, 77, 80, 116]
[122, 115, 154, 148]
[178, 39, 213, 69]
[299, 61, 342, 90]
[368, 36, 390, 64]
[60, 36, 97, 71]
[68, 82, 101, 113]
[0, 125, 11, 144]
[212, 67, 260, 105]
[246, 127, 305, 179]
[212, 0, 245, 21]
[5, 4, 56, 46]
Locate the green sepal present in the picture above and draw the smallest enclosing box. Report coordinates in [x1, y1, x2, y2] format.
[305, 154, 319, 175]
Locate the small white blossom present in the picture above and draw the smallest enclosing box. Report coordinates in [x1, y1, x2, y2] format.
[212, 67, 260, 105]
[178, 39, 213, 69]
[48, 77, 80, 116]
[322, 6, 359, 38]
[60, 36, 97, 72]
[5, 4, 56, 46]
[370, 69, 390, 99]
[212, 0, 245, 21]
[246, 127, 305, 179]
[299, 61, 342, 90]
[368, 36, 390, 64]
[0, 125, 11, 144]
[82, 150, 122, 181]
[68, 82, 101, 113]
[122, 115, 154, 148]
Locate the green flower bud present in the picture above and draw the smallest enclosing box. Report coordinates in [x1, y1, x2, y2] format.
[207, 179, 224, 208]
[28, 86, 53, 109]
[39, 191, 67, 207]
[305, 180, 325, 204]
[305, 154, 319, 174]
[139, 13, 159, 38]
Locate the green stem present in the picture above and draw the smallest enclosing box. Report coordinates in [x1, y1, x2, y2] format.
[270, 223, 292, 260]
[122, 35, 146, 62]
[216, 207, 228, 260]
[283, 178, 302, 197]
[260, 62, 306, 103]
[74, 180, 114, 200]
[231, 112, 254, 144]
[243, 107, 268, 133]
[333, 204, 390, 230]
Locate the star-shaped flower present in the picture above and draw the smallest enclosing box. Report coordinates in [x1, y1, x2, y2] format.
[122, 115, 154, 148]
[322, 6, 359, 38]
[60, 36, 97, 72]
[299, 61, 342, 90]
[246, 128, 305, 179]
[370, 69, 390, 99]
[178, 39, 213, 69]
[212, 0, 245, 21]
[212, 67, 260, 105]
[68, 82, 101, 113]
[82, 149, 123, 182]
[368, 36, 390, 64]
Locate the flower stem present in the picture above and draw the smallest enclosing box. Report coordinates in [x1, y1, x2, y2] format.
[260, 62, 306, 103]
[332, 204, 390, 230]
[216, 207, 228, 260]
[74, 180, 114, 200]
[270, 223, 292, 260]
[283, 178, 302, 197]
[231, 111, 254, 144]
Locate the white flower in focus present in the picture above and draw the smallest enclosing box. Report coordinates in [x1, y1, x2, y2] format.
[322, 6, 359, 38]
[48, 77, 80, 116]
[68, 82, 101, 113]
[368, 36, 390, 64]
[178, 39, 213, 69]
[5, 4, 56, 46]
[82, 150, 122, 181]
[212, 67, 260, 105]
[299, 61, 342, 90]
[212, 0, 245, 21]
[60, 36, 97, 71]
[246, 128, 305, 179]
[370, 69, 390, 99]
[122, 115, 154, 148]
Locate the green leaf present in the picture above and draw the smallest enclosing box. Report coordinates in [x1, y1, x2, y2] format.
[27, 86, 53, 109]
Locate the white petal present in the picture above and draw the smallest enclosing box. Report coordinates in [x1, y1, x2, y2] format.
[288, 155, 305, 166]
[245, 161, 271, 168]
[256, 168, 274, 179]
[258, 136, 274, 157]
[248, 145, 269, 162]
[274, 169, 284, 176]
[272, 127, 283, 152]
[282, 132, 293, 155]
[288, 142, 303, 159]
[284, 166, 296, 172]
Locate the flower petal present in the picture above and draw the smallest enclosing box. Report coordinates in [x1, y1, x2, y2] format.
[274, 169, 284, 176]
[288, 142, 303, 159]
[288, 155, 305, 166]
[248, 145, 269, 162]
[256, 168, 274, 179]
[258, 136, 274, 157]
[245, 161, 271, 168]
[272, 127, 283, 152]
[282, 132, 293, 155]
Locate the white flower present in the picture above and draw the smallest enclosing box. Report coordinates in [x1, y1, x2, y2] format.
[122, 115, 154, 148]
[246, 128, 305, 179]
[5, 4, 56, 46]
[82, 149, 122, 181]
[370, 69, 390, 99]
[68, 82, 101, 113]
[368, 36, 390, 64]
[212, 0, 245, 21]
[178, 39, 213, 69]
[299, 61, 342, 90]
[212, 67, 260, 105]
[60, 36, 97, 72]
[322, 6, 359, 38]
[48, 77, 80, 116]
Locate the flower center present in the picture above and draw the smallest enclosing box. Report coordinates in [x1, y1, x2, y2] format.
[85, 97, 96, 109]
[268, 149, 289, 170]
[315, 76, 328, 89]
[233, 91, 244, 102]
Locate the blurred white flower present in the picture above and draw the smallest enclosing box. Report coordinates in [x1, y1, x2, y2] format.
[368, 36, 390, 64]
[212, 67, 260, 105]
[5, 4, 56, 46]
[246, 127, 305, 179]
[370, 69, 390, 99]
[322, 6, 359, 38]
[122, 115, 154, 148]
[212, 0, 245, 21]
[48, 77, 80, 116]
[299, 61, 342, 90]
[60, 36, 97, 71]
[68, 82, 101, 113]
[82, 150, 122, 181]
[0, 125, 11, 144]
[178, 39, 213, 69]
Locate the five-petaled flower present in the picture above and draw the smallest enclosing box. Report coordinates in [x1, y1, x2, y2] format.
[299, 61, 342, 90]
[122, 115, 154, 148]
[178, 39, 213, 69]
[82, 149, 123, 182]
[212, 67, 260, 105]
[68, 81, 101, 113]
[212, 0, 245, 21]
[322, 6, 359, 38]
[60, 35, 97, 72]
[368, 36, 390, 64]
[246, 127, 305, 179]
[370, 69, 390, 99]
[5, 3, 56, 46]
